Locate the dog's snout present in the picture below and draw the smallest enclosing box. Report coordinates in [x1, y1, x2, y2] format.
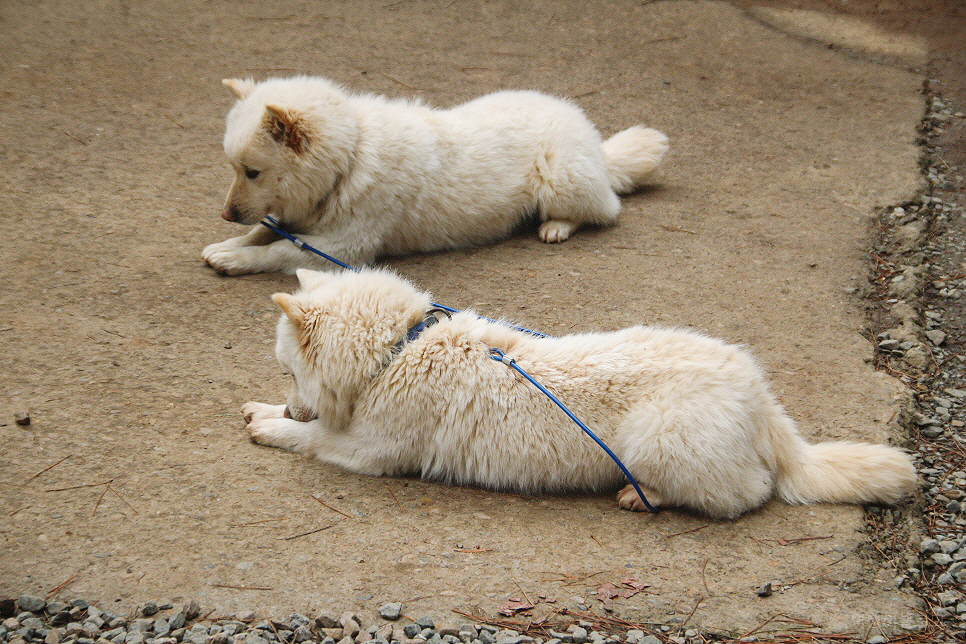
[283, 406, 292, 419]
[221, 206, 237, 222]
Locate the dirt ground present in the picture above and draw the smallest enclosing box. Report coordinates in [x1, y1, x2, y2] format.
[1, 0, 958, 638]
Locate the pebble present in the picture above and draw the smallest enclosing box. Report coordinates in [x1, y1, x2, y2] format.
[377, 606, 401, 623]
[14, 411, 30, 426]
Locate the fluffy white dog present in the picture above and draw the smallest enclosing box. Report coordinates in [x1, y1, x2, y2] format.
[242, 269, 916, 519]
[202, 76, 669, 275]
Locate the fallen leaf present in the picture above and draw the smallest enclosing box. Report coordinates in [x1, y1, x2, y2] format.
[498, 598, 534, 616]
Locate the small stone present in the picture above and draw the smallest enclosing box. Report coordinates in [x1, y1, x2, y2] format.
[926, 329, 947, 346]
[638, 638, 662, 644]
[141, 603, 159, 618]
[17, 596, 45, 613]
[932, 553, 953, 566]
[755, 582, 773, 597]
[414, 618, 435, 631]
[867, 636, 887, 644]
[938, 590, 962, 606]
[14, 411, 31, 426]
[377, 604, 402, 621]
[293, 627, 313, 643]
[182, 602, 201, 621]
[46, 629, 63, 644]
[168, 614, 185, 631]
[316, 615, 340, 630]
[878, 339, 901, 352]
[235, 611, 256, 623]
[339, 614, 360, 638]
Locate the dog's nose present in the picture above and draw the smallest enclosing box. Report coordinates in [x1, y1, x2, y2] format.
[221, 206, 236, 222]
[283, 406, 292, 419]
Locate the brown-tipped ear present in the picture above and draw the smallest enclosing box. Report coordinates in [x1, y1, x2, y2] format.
[222, 78, 257, 100]
[264, 104, 308, 154]
[272, 293, 305, 324]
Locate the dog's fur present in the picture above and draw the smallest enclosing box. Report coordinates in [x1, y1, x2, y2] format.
[242, 269, 916, 519]
[202, 76, 669, 275]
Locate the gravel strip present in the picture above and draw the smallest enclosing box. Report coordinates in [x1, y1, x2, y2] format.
[865, 85, 966, 643]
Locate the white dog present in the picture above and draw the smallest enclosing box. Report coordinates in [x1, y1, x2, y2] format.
[242, 269, 916, 519]
[202, 76, 669, 275]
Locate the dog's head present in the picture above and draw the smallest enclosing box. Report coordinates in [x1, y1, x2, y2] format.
[219, 77, 359, 226]
[270, 268, 432, 427]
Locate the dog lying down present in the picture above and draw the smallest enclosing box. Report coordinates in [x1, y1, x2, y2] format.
[242, 269, 916, 519]
[203, 76, 669, 275]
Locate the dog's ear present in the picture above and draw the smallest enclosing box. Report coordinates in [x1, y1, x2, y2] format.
[272, 293, 305, 325]
[264, 104, 309, 155]
[222, 78, 257, 100]
[295, 268, 331, 292]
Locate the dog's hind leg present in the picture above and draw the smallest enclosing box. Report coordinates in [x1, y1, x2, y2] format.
[533, 150, 621, 244]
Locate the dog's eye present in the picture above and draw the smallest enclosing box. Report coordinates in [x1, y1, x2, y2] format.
[244, 167, 260, 180]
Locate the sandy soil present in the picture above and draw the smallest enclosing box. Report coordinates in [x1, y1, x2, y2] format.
[0, 0, 953, 637]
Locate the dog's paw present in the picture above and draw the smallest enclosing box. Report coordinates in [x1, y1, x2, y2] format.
[202, 242, 252, 275]
[242, 401, 286, 424]
[617, 484, 662, 512]
[538, 220, 577, 243]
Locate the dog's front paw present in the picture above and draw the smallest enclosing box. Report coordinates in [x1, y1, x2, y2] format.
[202, 242, 253, 275]
[617, 484, 662, 512]
[538, 220, 577, 243]
[242, 401, 286, 424]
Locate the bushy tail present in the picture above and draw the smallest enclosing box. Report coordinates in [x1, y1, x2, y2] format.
[775, 437, 916, 507]
[602, 126, 669, 194]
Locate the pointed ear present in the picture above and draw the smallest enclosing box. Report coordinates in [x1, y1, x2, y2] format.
[263, 104, 309, 154]
[222, 78, 257, 100]
[295, 268, 331, 291]
[272, 293, 305, 324]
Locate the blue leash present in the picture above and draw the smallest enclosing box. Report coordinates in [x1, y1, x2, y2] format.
[261, 216, 544, 337]
[259, 216, 657, 512]
[490, 349, 657, 513]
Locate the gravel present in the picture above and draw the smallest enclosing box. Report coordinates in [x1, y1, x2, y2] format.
[0, 600, 676, 644]
[866, 85, 966, 641]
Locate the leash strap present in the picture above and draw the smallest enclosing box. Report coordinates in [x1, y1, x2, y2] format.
[489, 348, 657, 513]
[258, 216, 653, 511]
[260, 216, 546, 338]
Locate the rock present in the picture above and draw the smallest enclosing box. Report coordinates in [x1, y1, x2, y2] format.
[927, 329, 948, 346]
[867, 636, 887, 644]
[638, 638, 662, 644]
[17, 596, 46, 613]
[377, 604, 402, 621]
[45, 628, 62, 644]
[315, 614, 341, 630]
[414, 617, 435, 630]
[14, 411, 31, 426]
[755, 582, 773, 597]
[183, 602, 202, 621]
[141, 603, 159, 617]
[932, 553, 953, 566]
[339, 613, 360, 638]
[235, 611, 257, 623]
[319, 629, 344, 640]
[168, 613, 186, 631]
[0, 599, 16, 618]
[293, 626, 313, 643]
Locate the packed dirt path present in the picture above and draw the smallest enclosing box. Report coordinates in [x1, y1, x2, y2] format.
[0, 0, 931, 638]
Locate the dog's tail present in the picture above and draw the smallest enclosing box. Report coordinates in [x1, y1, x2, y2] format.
[602, 126, 669, 194]
[770, 417, 916, 507]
